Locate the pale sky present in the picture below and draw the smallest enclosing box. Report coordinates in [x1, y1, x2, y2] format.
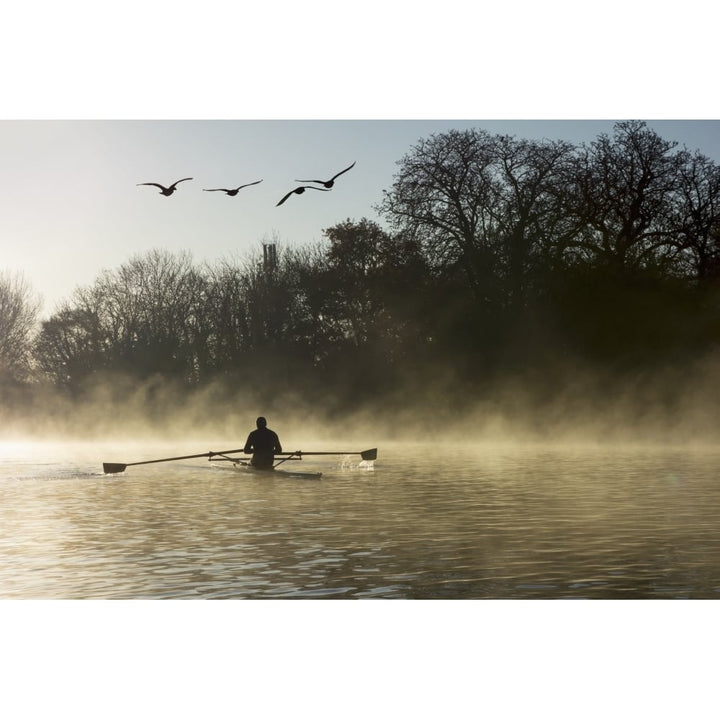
[3, 119, 720, 316]
[2, 3, 718, 319]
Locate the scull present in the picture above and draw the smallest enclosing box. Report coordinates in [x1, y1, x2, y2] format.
[102, 448, 377, 476]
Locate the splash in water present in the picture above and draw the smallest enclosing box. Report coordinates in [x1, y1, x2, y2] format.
[340, 455, 375, 471]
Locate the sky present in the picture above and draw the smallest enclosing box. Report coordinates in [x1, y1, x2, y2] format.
[3, 118, 720, 316]
[2, 2, 719, 320]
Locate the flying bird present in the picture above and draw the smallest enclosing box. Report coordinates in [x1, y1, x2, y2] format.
[295, 161, 356, 188]
[203, 180, 263, 196]
[276, 186, 331, 207]
[137, 178, 193, 196]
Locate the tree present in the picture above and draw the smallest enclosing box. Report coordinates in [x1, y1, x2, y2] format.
[489, 134, 576, 310]
[201, 246, 314, 386]
[322, 218, 395, 345]
[35, 250, 208, 388]
[378, 129, 501, 306]
[307, 218, 441, 399]
[200, 256, 252, 378]
[0, 271, 40, 386]
[565, 120, 683, 274]
[672, 150, 720, 283]
[378, 129, 575, 314]
[34, 306, 107, 388]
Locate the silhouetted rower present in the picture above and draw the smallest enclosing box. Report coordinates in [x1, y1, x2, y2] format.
[243, 416, 282, 470]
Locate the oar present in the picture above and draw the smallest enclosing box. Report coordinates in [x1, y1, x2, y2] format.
[277, 449, 377, 460]
[102, 447, 245, 474]
[273, 448, 377, 468]
[103, 447, 377, 474]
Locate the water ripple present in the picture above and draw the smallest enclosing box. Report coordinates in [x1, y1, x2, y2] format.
[2, 442, 720, 598]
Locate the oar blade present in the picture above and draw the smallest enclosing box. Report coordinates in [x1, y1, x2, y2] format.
[360, 448, 377, 461]
[103, 463, 127, 474]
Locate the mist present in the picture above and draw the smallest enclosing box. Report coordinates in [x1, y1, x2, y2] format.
[4, 346, 720, 452]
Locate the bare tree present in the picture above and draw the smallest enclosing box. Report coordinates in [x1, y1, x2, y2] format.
[378, 129, 501, 305]
[672, 150, 720, 282]
[201, 257, 252, 377]
[0, 271, 40, 385]
[35, 250, 208, 387]
[378, 129, 575, 312]
[34, 305, 106, 387]
[565, 120, 683, 273]
[489, 135, 576, 309]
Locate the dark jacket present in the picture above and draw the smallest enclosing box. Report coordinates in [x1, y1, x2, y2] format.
[244, 427, 282, 469]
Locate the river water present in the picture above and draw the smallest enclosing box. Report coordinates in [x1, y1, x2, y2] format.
[2, 439, 720, 599]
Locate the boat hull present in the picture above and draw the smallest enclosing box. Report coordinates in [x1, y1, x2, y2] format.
[213, 461, 322, 480]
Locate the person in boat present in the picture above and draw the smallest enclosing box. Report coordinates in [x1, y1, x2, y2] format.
[243, 416, 282, 470]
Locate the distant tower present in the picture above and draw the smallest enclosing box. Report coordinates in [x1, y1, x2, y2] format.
[263, 243, 277, 272]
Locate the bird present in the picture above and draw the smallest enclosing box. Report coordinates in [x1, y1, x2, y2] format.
[136, 178, 193, 196]
[276, 186, 331, 207]
[203, 180, 263, 196]
[295, 161, 356, 188]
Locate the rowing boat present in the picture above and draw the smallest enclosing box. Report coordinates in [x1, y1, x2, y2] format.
[102, 447, 375, 476]
[213, 460, 322, 480]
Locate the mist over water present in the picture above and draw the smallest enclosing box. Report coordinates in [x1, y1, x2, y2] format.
[4, 348, 720, 600]
[5, 352, 720, 446]
[2, 439, 720, 599]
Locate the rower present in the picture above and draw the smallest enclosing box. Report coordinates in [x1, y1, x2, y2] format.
[243, 417, 282, 470]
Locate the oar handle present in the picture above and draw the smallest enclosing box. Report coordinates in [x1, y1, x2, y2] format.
[127, 448, 245, 467]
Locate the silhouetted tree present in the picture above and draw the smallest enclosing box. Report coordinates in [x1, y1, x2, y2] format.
[201, 257, 252, 378]
[314, 218, 435, 393]
[485, 135, 575, 307]
[378, 130, 577, 313]
[672, 149, 720, 283]
[322, 218, 396, 345]
[378, 129, 501, 306]
[204, 246, 318, 389]
[35, 250, 207, 388]
[565, 120, 683, 274]
[0, 271, 40, 387]
[34, 306, 107, 388]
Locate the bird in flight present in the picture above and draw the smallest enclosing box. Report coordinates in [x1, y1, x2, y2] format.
[137, 178, 193, 196]
[203, 180, 263, 196]
[276, 186, 331, 206]
[295, 161, 356, 188]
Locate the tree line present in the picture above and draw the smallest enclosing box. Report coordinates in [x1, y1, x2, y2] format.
[3, 121, 720, 424]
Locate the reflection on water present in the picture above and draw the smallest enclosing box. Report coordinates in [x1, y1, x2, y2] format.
[1, 441, 720, 598]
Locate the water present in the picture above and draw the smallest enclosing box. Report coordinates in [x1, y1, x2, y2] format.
[2, 440, 720, 599]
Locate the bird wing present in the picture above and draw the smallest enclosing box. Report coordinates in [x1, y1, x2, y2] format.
[237, 180, 263, 189]
[170, 177, 193, 188]
[330, 161, 356, 181]
[276, 189, 296, 206]
[294, 178, 323, 184]
[203, 188, 226, 192]
[137, 182, 166, 189]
